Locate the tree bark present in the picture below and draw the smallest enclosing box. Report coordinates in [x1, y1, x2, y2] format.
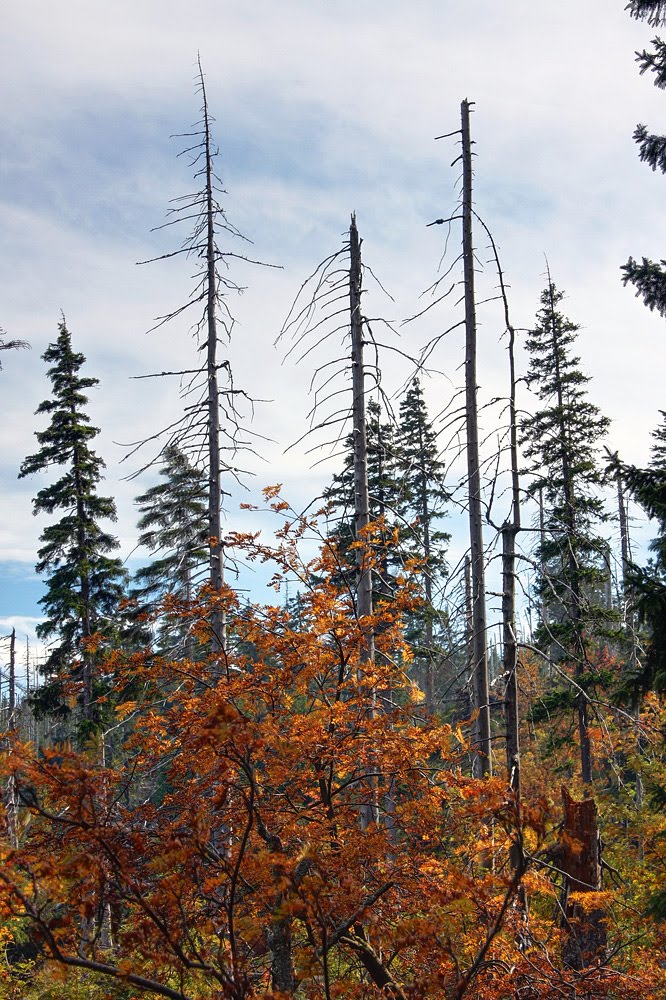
[349, 214, 378, 826]
[200, 63, 226, 656]
[560, 787, 607, 971]
[350, 215, 374, 654]
[461, 99, 491, 777]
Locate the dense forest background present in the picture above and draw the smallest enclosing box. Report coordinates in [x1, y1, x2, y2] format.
[1, 1, 666, 998]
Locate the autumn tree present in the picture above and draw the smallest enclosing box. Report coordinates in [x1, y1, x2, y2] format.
[18, 319, 127, 731]
[1, 506, 662, 998]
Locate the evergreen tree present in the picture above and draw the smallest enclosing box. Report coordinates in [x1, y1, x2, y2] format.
[622, 412, 666, 694]
[623, 1, 666, 314]
[394, 378, 451, 712]
[621, 415, 666, 918]
[323, 399, 401, 597]
[131, 445, 208, 657]
[627, 1, 666, 28]
[18, 320, 126, 728]
[520, 282, 611, 782]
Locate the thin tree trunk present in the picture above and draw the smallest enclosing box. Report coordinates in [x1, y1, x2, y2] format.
[200, 62, 225, 656]
[350, 215, 374, 650]
[464, 554, 473, 719]
[615, 461, 643, 809]
[5, 628, 18, 848]
[461, 99, 491, 777]
[479, 211, 522, 814]
[9, 627, 15, 724]
[350, 214, 378, 826]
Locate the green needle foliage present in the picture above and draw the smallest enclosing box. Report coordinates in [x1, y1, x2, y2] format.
[623, 1, 666, 314]
[520, 281, 611, 652]
[19, 319, 127, 727]
[131, 444, 208, 657]
[323, 399, 402, 597]
[394, 378, 452, 711]
[622, 412, 666, 694]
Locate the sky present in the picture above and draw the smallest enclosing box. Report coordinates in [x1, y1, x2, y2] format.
[1, 0, 665, 668]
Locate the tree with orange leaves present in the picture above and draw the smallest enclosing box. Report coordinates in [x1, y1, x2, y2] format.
[0, 505, 662, 999]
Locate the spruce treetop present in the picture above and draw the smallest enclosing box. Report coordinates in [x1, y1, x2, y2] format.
[18, 319, 126, 718]
[521, 282, 610, 518]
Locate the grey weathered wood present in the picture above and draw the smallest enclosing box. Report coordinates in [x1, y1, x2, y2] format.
[461, 100, 491, 777]
[350, 215, 374, 662]
[199, 63, 226, 655]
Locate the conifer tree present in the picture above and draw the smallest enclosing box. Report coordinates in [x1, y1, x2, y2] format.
[520, 282, 611, 782]
[394, 378, 450, 712]
[18, 320, 126, 727]
[131, 445, 208, 656]
[323, 398, 401, 596]
[622, 412, 666, 694]
[623, 1, 666, 314]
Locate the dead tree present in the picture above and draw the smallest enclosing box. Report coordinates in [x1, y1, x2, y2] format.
[560, 787, 607, 970]
[0, 329, 29, 370]
[126, 58, 271, 657]
[350, 216, 375, 668]
[279, 214, 410, 828]
[460, 100, 491, 777]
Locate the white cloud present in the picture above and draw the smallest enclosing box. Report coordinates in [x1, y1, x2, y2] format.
[1, 0, 664, 625]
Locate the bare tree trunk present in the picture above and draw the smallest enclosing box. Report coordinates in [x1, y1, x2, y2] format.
[5, 628, 18, 848]
[350, 215, 374, 653]
[9, 627, 15, 724]
[614, 461, 643, 809]
[464, 554, 473, 719]
[461, 99, 491, 778]
[350, 214, 378, 826]
[478, 211, 522, 816]
[197, 62, 226, 657]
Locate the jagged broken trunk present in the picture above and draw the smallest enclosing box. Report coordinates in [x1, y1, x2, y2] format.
[560, 787, 607, 971]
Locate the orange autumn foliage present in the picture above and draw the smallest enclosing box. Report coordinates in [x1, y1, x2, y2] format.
[0, 520, 663, 999]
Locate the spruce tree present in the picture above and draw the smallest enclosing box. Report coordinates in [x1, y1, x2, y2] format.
[623, 1, 666, 314]
[619, 413, 666, 919]
[131, 445, 208, 657]
[622, 411, 666, 694]
[19, 320, 126, 728]
[394, 378, 450, 712]
[323, 399, 401, 597]
[520, 282, 611, 782]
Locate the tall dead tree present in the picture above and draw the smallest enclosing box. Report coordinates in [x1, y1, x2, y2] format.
[130, 58, 269, 657]
[474, 213, 522, 803]
[279, 214, 406, 829]
[350, 215, 375, 668]
[461, 100, 491, 777]
[200, 68, 226, 653]
[609, 452, 644, 808]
